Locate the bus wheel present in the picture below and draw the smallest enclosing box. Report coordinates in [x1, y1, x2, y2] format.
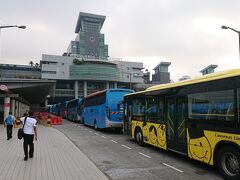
[135, 129, 144, 146]
[217, 146, 240, 180]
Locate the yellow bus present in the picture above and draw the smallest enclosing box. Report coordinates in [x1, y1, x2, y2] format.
[124, 69, 240, 180]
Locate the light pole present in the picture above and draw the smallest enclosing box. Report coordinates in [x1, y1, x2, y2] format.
[0, 25, 26, 60]
[221, 25, 240, 60]
[0, 25, 26, 29]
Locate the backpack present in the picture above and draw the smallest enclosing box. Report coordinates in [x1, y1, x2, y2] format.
[6, 115, 13, 125]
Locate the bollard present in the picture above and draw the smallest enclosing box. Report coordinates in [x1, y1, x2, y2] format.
[47, 116, 51, 127]
[15, 118, 21, 128]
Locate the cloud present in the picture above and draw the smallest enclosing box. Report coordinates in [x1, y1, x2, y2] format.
[1, 0, 240, 81]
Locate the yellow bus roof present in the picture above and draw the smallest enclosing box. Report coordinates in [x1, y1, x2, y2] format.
[126, 69, 240, 97]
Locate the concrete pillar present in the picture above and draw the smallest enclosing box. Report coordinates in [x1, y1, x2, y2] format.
[11, 99, 15, 116]
[84, 81, 87, 97]
[14, 101, 18, 118]
[22, 104, 27, 115]
[17, 101, 20, 117]
[3, 97, 10, 122]
[114, 82, 117, 88]
[106, 82, 109, 89]
[75, 80, 79, 99]
[19, 102, 22, 117]
[45, 99, 48, 108]
[52, 83, 56, 98]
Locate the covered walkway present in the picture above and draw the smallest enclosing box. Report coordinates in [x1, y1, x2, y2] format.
[0, 125, 108, 180]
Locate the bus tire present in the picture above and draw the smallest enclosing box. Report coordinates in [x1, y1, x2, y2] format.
[217, 146, 240, 180]
[135, 129, 144, 146]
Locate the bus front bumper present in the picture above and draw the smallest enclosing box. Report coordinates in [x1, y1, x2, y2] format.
[105, 117, 123, 128]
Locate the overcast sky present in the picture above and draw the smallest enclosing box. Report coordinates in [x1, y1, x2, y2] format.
[1, 0, 240, 81]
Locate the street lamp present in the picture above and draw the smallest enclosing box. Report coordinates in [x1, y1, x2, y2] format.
[0, 25, 26, 29]
[0, 24, 26, 61]
[221, 25, 240, 60]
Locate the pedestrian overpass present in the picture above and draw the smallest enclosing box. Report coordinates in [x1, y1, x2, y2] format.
[0, 79, 55, 123]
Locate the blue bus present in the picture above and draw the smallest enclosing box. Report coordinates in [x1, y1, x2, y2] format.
[82, 88, 134, 129]
[47, 105, 53, 114]
[67, 98, 83, 122]
[52, 103, 60, 116]
[59, 101, 68, 119]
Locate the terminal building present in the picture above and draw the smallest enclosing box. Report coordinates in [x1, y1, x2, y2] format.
[41, 12, 144, 103]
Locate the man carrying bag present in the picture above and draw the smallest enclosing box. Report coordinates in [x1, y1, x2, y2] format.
[20, 112, 37, 161]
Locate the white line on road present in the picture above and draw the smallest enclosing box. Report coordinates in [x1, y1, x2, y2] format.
[138, 152, 151, 158]
[101, 136, 107, 138]
[121, 145, 132, 149]
[110, 140, 118, 143]
[94, 133, 99, 135]
[163, 163, 184, 173]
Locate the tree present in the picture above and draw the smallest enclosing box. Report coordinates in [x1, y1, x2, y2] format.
[73, 58, 84, 65]
[35, 63, 39, 68]
[29, 61, 34, 67]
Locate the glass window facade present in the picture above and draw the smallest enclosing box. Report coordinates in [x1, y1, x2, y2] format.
[82, 21, 100, 33]
[70, 64, 121, 81]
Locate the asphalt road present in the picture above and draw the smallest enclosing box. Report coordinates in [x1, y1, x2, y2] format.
[54, 119, 223, 180]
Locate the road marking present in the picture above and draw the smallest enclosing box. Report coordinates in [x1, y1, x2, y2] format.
[94, 133, 99, 135]
[121, 145, 132, 149]
[89, 131, 92, 132]
[101, 136, 107, 138]
[163, 163, 184, 173]
[138, 152, 151, 158]
[110, 140, 118, 143]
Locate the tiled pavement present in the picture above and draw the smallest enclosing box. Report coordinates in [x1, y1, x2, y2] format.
[0, 125, 108, 180]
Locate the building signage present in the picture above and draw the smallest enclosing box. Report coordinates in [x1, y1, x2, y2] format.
[0, 84, 8, 92]
[85, 32, 99, 58]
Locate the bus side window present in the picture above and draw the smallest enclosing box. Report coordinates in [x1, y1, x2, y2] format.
[189, 89, 234, 122]
[146, 98, 163, 123]
[226, 103, 234, 121]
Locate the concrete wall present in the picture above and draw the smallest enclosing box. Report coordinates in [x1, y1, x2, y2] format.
[41, 54, 74, 80]
[113, 60, 144, 83]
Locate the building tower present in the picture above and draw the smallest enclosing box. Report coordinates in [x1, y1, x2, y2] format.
[67, 12, 108, 60]
[152, 62, 171, 84]
[200, 64, 218, 75]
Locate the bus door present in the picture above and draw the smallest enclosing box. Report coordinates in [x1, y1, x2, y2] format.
[123, 101, 132, 136]
[166, 96, 187, 155]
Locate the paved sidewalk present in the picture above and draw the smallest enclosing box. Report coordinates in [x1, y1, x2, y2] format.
[0, 125, 108, 180]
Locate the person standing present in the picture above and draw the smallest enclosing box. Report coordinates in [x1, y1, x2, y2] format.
[4, 112, 15, 140]
[20, 111, 37, 161]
